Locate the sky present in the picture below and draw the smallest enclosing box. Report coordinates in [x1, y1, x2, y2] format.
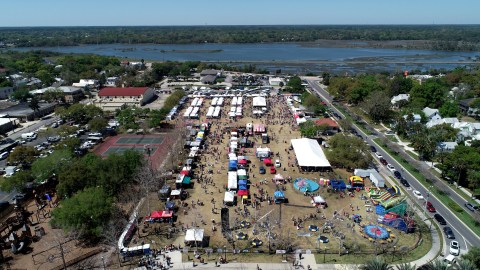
[1, 0, 479, 27]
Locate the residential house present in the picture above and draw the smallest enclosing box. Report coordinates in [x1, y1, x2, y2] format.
[426, 117, 459, 128]
[468, 122, 480, 137]
[94, 87, 155, 111]
[0, 87, 14, 99]
[72, 79, 99, 89]
[200, 75, 216, 84]
[30, 86, 84, 103]
[314, 118, 340, 135]
[105, 77, 119, 87]
[391, 94, 410, 107]
[458, 98, 478, 117]
[268, 77, 285, 87]
[437, 142, 458, 153]
[423, 107, 441, 121]
[403, 113, 421, 124]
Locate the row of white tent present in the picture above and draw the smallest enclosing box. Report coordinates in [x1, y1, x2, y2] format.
[228, 106, 243, 118]
[183, 106, 200, 119]
[190, 97, 204, 107]
[231, 96, 243, 106]
[227, 169, 247, 190]
[206, 106, 222, 118]
[211, 97, 224, 106]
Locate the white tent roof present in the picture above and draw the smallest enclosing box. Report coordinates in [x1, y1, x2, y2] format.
[290, 138, 331, 167]
[253, 96, 267, 107]
[312, 195, 326, 204]
[228, 171, 238, 189]
[185, 229, 204, 242]
[224, 191, 235, 202]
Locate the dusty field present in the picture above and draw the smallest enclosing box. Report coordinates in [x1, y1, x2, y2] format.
[137, 94, 421, 258]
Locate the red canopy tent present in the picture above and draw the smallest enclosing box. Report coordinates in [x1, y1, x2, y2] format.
[149, 210, 173, 219]
[180, 170, 190, 176]
[238, 159, 247, 165]
[263, 158, 272, 165]
[237, 190, 249, 196]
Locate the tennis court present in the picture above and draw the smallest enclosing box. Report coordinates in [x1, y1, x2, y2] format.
[116, 137, 164, 145]
[102, 146, 158, 156]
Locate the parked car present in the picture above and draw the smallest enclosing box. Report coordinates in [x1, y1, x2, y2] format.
[465, 203, 477, 212]
[434, 214, 447, 225]
[426, 201, 436, 212]
[386, 164, 396, 172]
[259, 166, 266, 174]
[443, 226, 455, 239]
[88, 132, 103, 137]
[379, 158, 388, 166]
[270, 167, 276, 174]
[449, 241, 460, 256]
[275, 159, 281, 168]
[393, 171, 402, 179]
[370, 146, 377, 152]
[413, 190, 424, 200]
[400, 179, 410, 187]
[374, 152, 383, 159]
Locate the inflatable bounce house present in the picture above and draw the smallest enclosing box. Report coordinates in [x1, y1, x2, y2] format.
[349, 175, 364, 189]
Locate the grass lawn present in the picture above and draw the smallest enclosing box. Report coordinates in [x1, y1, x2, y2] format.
[373, 138, 480, 236]
[406, 151, 418, 159]
[386, 135, 398, 142]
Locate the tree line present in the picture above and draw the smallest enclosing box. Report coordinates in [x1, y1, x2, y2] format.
[2, 25, 480, 51]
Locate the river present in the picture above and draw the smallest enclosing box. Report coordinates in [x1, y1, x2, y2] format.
[14, 43, 480, 74]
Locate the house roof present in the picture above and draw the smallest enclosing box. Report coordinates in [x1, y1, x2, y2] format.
[201, 75, 216, 83]
[422, 107, 439, 118]
[314, 118, 339, 128]
[98, 87, 148, 97]
[200, 69, 219, 76]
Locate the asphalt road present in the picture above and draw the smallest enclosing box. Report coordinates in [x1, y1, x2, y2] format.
[305, 78, 480, 254]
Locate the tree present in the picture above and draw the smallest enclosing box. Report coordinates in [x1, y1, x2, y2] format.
[299, 121, 322, 138]
[409, 78, 448, 109]
[455, 259, 476, 270]
[28, 96, 40, 119]
[360, 257, 393, 270]
[11, 89, 32, 102]
[31, 149, 72, 182]
[361, 91, 393, 123]
[325, 134, 372, 170]
[55, 137, 81, 153]
[0, 171, 33, 192]
[389, 76, 414, 96]
[88, 117, 108, 132]
[439, 101, 460, 118]
[461, 246, 480, 269]
[284, 76, 304, 93]
[426, 259, 449, 270]
[43, 88, 65, 103]
[35, 69, 54, 86]
[396, 263, 416, 270]
[439, 145, 480, 187]
[51, 187, 113, 239]
[7, 146, 39, 165]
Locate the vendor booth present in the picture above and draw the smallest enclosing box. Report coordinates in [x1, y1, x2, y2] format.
[224, 191, 236, 206]
[184, 229, 205, 247]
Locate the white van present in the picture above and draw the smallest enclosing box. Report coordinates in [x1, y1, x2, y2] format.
[0, 152, 8, 160]
[21, 132, 37, 140]
[443, 254, 457, 266]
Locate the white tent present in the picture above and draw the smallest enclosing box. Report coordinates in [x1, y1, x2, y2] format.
[237, 169, 247, 177]
[311, 195, 326, 204]
[253, 96, 267, 107]
[228, 171, 238, 190]
[256, 147, 271, 158]
[224, 191, 235, 203]
[185, 229, 204, 242]
[290, 138, 331, 168]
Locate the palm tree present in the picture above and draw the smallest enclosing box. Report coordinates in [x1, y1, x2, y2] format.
[396, 263, 416, 270]
[455, 259, 476, 270]
[426, 259, 449, 270]
[360, 257, 393, 270]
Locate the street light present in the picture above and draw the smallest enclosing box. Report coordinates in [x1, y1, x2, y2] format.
[223, 245, 227, 263]
[323, 247, 327, 263]
[392, 245, 396, 262]
[101, 256, 106, 270]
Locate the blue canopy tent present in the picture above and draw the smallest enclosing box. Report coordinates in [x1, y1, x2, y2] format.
[238, 179, 248, 186]
[274, 190, 285, 204]
[228, 160, 238, 171]
[166, 201, 175, 210]
[239, 185, 248, 190]
[330, 180, 346, 191]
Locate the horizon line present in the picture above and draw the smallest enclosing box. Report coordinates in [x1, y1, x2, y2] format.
[2, 23, 480, 28]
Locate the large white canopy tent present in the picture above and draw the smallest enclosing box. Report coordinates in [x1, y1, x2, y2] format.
[290, 138, 331, 170]
[185, 228, 204, 242]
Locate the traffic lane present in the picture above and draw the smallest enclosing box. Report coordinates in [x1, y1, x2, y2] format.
[373, 151, 476, 250]
[376, 157, 471, 254]
[308, 79, 480, 247]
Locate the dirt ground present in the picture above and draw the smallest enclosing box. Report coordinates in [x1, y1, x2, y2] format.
[137, 94, 421, 259]
[2, 94, 421, 269]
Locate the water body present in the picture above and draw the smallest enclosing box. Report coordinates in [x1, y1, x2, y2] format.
[15, 43, 479, 74]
